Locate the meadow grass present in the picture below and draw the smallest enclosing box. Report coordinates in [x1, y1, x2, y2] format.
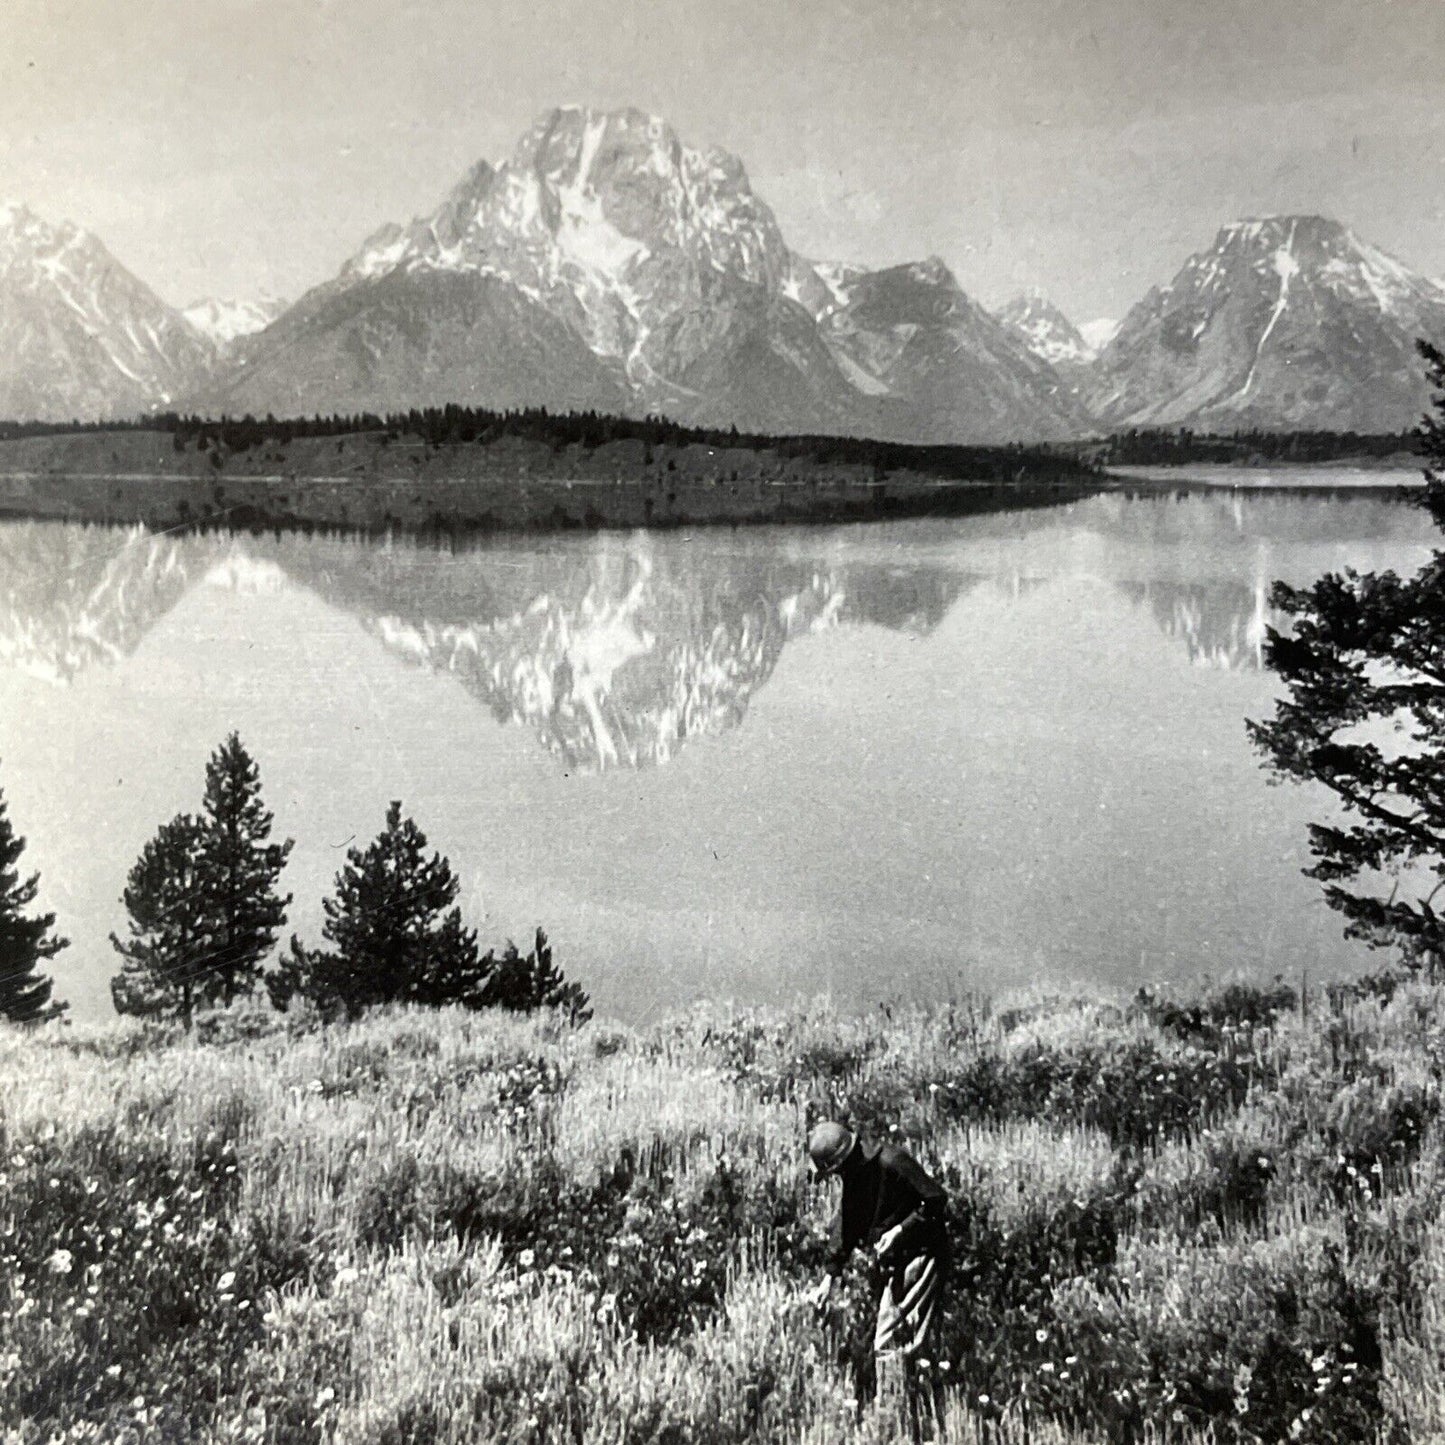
[1, 978, 1441, 1442]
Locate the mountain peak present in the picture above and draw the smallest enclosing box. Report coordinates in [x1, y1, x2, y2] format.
[1090, 215, 1445, 431]
[908, 255, 956, 287]
[996, 290, 1094, 366]
[1215, 215, 1345, 250]
[0, 202, 211, 420]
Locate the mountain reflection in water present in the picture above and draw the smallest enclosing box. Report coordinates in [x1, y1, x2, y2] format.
[5, 490, 1413, 772]
[0, 523, 972, 771]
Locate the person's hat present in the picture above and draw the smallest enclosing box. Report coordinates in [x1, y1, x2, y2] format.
[808, 1121, 857, 1176]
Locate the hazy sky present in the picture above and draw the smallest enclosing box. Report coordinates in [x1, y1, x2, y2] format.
[4, 0, 1443, 322]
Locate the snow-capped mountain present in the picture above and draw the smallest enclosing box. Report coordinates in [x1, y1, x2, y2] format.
[809, 258, 1091, 441]
[0, 203, 211, 421]
[1088, 215, 1445, 432]
[996, 290, 1096, 369]
[182, 295, 287, 349]
[202, 108, 861, 431]
[197, 108, 1077, 440]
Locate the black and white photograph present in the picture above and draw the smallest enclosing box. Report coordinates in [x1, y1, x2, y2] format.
[2, 0, 1445, 1439]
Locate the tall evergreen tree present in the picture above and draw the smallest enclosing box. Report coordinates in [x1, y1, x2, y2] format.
[272, 801, 486, 1018]
[199, 733, 292, 1003]
[1250, 340, 1445, 971]
[110, 814, 213, 1030]
[0, 776, 68, 1024]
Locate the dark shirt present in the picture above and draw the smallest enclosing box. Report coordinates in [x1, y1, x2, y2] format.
[825, 1140, 948, 1278]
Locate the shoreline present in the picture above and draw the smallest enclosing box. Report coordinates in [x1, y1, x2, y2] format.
[0, 426, 1102, 533]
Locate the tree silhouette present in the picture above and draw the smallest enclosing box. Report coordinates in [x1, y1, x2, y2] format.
[1249, 340, 1445, 971]
[271, 801, 486, 1018]
[110, 814, 213, 1029]
[199, 733, 292, 1003]
[482, 927, 592, 1023]
[0, 773, 68, 1024]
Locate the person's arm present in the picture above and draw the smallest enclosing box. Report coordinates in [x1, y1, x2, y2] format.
[825, 1196, 853, 1276]
[876, 1151, 947, 1259]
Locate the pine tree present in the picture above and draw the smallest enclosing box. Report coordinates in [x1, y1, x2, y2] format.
[274, 801, 486, 1018]
[1249, 340, 1445, 971]
[110, 814, 213, 1029]
[199, 734, 292, 1003]
[482, 928, 592, 1023]
[0, 776, 68, 1024]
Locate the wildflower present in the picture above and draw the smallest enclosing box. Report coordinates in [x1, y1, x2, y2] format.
[217, 1270, 237, 1292]
[1035, 1328, 1049, 1343]
[519, 1249, 536, 1270]
[131, 1398, 145, 1412]
[978, 1392, 989, 1405]
[334, 1267, 359, 1287]
[105, 1365, 121, 1379]
[46, 1249, 74, 1276]
[314, 1387, 335, 1408]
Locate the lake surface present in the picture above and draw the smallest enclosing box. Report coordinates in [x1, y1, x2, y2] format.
[0, 489, 1436, 1023]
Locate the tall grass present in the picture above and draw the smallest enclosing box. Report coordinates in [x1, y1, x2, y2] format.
[1, 980, 1442, 1442]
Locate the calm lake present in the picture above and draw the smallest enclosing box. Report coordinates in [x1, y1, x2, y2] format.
[0, 478, 1435, 1022]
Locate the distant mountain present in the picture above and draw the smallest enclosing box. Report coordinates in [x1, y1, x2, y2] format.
[182, 295, 287, 349]
[196, 108, 1078, 441]
[0, 203, 210, 421]
[1088, 216, 1445, 432]
[806, 258, 1090, 442]
[199, 108, 862, 432]
[996, 290, 1096, 370]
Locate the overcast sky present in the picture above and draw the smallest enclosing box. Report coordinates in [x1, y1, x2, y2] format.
[4, 0, 1443, 323]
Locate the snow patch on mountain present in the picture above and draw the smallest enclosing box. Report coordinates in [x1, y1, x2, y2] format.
[183, 295, 287, 347]
[1079, 318, 1120, 351]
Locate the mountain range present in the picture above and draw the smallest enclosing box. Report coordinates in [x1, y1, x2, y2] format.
[3, 107, 1444, 438]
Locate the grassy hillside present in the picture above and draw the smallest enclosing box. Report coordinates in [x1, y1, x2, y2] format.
[2, 979, 1442, 1443]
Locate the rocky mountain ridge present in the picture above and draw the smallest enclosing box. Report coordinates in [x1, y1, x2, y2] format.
[1087, 215, 1445, 432]
[0, 202, 211, 422]
[4, 138, 1445, 437]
